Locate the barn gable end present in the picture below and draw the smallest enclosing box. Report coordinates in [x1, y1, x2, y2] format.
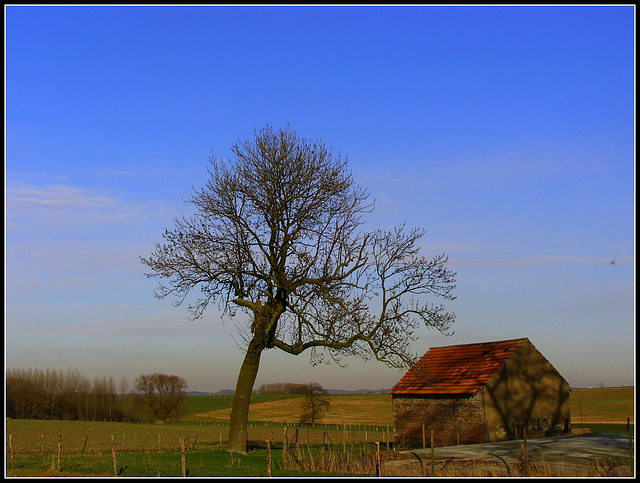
[390, 338, 570, 449]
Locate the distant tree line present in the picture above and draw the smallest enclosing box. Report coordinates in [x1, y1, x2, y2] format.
[256, 382, 308, 395]
[6, 368, 187, 422]
[6, 368, 126, 421]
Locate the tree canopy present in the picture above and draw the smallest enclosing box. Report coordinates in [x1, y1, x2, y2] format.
[141, 125, 456, 452]
[134, 373, 187, 422]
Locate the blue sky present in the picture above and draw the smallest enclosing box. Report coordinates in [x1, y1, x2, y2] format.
[5, 5, 635, 392]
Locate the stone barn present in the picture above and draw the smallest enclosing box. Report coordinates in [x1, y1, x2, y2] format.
[390, 338, 570, 449]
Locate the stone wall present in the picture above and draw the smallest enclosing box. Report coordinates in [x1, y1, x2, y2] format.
[392, 392, 486, 450]
[491, 417, 570, 441]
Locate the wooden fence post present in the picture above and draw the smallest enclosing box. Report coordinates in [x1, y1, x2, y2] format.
[41, 434, 44, 455]
[111, 435, 117, 476]
[283, 426, 289, 469]
[430, 429, 435, 475]
[82, 435, 89, 454]
[266, 440, 272, 477]
[422, 424, 425, 449]
[342, 426, 346, 455]
[374, 442, 381, 477]
[9, 435, 14, 470]
[57, 434, 62, 472]
[180, 436, 186, 477]
[520, 425, 527, 472]
[628, 417, 633, 471]
[386, 426, 390, 450]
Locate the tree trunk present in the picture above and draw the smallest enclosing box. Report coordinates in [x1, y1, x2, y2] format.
[227, 337, 265, 454]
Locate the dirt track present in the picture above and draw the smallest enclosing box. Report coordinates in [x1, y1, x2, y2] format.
[383, 433, 635, 477]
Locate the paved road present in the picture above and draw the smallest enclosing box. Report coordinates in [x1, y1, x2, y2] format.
[384, 434, 634, 476]
[409, 433, 633, 462]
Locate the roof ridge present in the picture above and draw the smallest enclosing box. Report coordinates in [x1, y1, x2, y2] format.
[428, 337, 528, 351]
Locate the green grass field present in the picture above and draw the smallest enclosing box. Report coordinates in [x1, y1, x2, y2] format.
[5, 419, 379, 477]
[5, 445, 372, 478]
[5, 386, 634, 477]
[569, 386, 634, 424]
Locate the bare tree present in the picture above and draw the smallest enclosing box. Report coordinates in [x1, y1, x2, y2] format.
[5, 372, 49, 419]
[141, 125, 456, 453]
[92, 375, 107, 421]
[43, 368, 61, 420]
[134, 373, 187, 422]
[300, 383, 330, 425]
[118, 376, 130, 420]
[119, 377, 129, 398]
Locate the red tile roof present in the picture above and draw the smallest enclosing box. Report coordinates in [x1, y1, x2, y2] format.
[390, 338, 528, 395]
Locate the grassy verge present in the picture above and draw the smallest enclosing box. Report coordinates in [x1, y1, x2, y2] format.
[572, 423, 634, 434]
[5, 443, 377, 477]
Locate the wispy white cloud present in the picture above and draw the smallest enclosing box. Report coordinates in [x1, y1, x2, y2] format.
[6, 310, 236, 345]
[5, 180, 175, 232]
[8, 182, 116, 208]
[449, 254, 634, 267]
[449, 257, 542, 266]
[537, 254, 633, 265]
